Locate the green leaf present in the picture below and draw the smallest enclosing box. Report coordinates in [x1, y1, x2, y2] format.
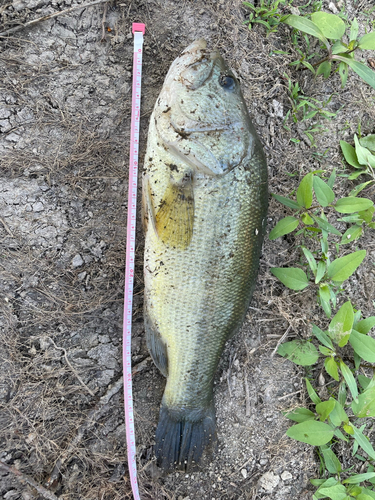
[301, 246, 317, 273]
[313, 176, 335, 207]
[358, 374, 372, 391]
[349, 329, 375, 363]
[356, 317, 375, 334]
[329, 399, 348, 427]
[271, 267, 309, 290]
[338, 382, 347, 406]
[284, 407, 316, 422]
[327, 250, 366, 281]
[312, 324, 334, 349]
[319, 345, 333, 356]
[305, 377, 322, 404]
[344, 473, 375, 485]
[321, 298, 331, 319]
[320, 446, 342, 474]
[358, 32, 375, 50]
[340, 140, 362, 168]
[360, 134, 375, 151]
[340, 225, 363, 245]
[272, 193, 301, 209]
[319, 283, 331, 303]
[311, 12, 346, 40]
[358, 493, 375, 500]
[286, 420, 334, 446]
[302, 60, 316, 74]
[317, 482, 347, 500]
[312, 215, 342, 236]
[334, 197, 374, 213]
[301, 212, 314, 225]
[328, 169, 336, 189]
[351, 182, 375, 198]
[316, 61, 332, 79]
[332, 41, 348, 54]
[315, 260, 326, 284]
[335, 55, 375, 90]
[350, 18, 359, 41]
[339, 361, 358, 402]
[278, 340, 319, 366]
[312, 478, 334, 487]
[269, 216, 299, 240]
[324, 357, 339, 381]
[344, 423, 354, 435]
[338, 61, 349, 88]
[358, 205, 375, 223]
[352, 425, 375, 460]
[283, 15, 330, 48]
[352, 387, 375, 418]
[355, 134, 375, 167]
[348, 169, 367, 180]
[297, 172, 314, 209]
[314, 477, 339, 490]
[316, 399, 335, 421]
[328, 301, 354, 347]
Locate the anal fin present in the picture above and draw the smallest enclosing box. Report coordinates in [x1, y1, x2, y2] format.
[144, 309, 168, 377]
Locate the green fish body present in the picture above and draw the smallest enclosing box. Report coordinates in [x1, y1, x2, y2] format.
[142, 39, 268, 471]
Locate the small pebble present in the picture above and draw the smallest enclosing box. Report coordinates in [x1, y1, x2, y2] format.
[259, 471, 280, 492]
[32, 202, 44, 212]
[72, 254, 84, 267]
[281, 471, 293, 481]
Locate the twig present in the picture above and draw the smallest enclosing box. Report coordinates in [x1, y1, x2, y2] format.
[0, 0, 109, 37]
[46, 376, 124, 487]
[244, 376, 251, 417]
[46, 337, 96, 396]
[278, 389, 302, 401]
[132, 356, 151, 376]
[0, 461, 59, 500]
[0, 217, 14, 237]
[100, 2, 108, 42]
[271, 325, 292, 358]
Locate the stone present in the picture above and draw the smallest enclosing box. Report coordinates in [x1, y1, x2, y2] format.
[72, 254, 84, 267]
[32, 202, 44, 212]
[281, 471, 293, 481]
[259, 471, 280, 492]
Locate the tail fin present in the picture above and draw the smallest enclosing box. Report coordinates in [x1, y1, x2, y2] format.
[154, 402, 217, 471]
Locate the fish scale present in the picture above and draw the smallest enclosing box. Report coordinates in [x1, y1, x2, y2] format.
[143, 39, 268, 470]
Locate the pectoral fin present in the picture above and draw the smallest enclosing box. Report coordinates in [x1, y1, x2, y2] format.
[142, 173, 157, 234]
[155, 172, 194, 249]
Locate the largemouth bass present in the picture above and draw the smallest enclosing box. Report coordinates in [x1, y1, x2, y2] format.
[142, 39, 268, 471]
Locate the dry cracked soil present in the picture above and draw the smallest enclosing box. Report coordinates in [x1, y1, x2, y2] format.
[0, 0, 374, 499]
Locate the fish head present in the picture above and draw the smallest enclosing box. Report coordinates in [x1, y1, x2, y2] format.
[156, 40, 256, 176]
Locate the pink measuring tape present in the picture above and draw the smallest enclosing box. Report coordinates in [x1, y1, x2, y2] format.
[123, 22, 145, 500]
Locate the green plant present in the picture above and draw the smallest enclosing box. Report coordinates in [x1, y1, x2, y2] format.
[269, 171, 374, 317]
[243, 0, 290, 35]
[283, 73, 338, 123]
[270, 159, 375, 498]
[279, 304, 375, 500]
[341, 134, 375, 181]
[282, 13, 375, 89]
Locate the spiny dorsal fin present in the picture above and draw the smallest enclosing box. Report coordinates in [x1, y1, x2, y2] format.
[155, 171, 194, 249]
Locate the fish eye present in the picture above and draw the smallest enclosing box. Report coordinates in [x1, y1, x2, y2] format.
[219, 74, 235, 90]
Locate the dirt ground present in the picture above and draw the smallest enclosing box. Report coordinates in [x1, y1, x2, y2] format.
[0, 0, 374, 499]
